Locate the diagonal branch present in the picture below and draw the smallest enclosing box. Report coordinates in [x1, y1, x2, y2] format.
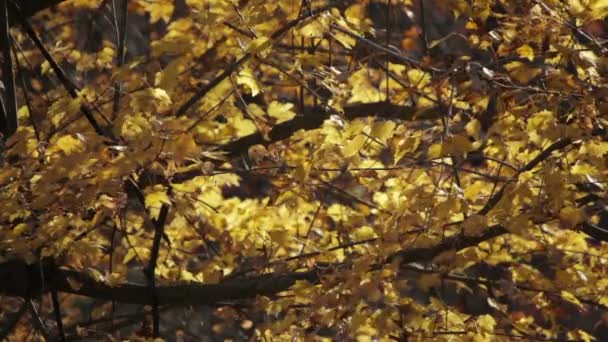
[10, 1, 114, 140]
[478, 138, 573, 216]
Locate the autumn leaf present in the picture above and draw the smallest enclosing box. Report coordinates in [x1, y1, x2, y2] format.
[267, 101, 296, 123]
[236, 66, 261, 96]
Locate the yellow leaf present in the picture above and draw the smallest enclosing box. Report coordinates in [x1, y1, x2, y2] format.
[477, 314, 496, 334]
[267, 101, 296, 123]
[155, 57, 187, 92]
[130, 88, 172, 113]
[516, 44, 535, 61]
[392, 134, 421, 164]
[352, 226, 377, 240]
[527, 110, 555, 130]
[559, 206, 585, 227]
[236, 66, 260, 96]
[123, 249, 136, 264]
[41, 60, 51, 75]
[142, 1, 174, 23]
[561, 290, 583, 309]
[571, 163, 599, 176]
[343, 135, 367, 157]
[428, 143, 443, 159]
[152, 88, 172, 106]
[333, 31, 356, 49]
[118, 112, 152, 141]
[247, 36, 272, 55]
[443, 134, 474, 156]
[465, 119, 482, 138]
[407, 69, 431, 88]
[332, 17, 356, 48]
[299, 15, 329, 37]
[464, 181, 485, 201]
[347, 69, 386, 103]
[233, 116, 257, 136]
[506, 61, 543, 84]
[371, 121, 396, 143]
[581, 141, 608, 157]
[145, 186, 171, 219]
[51, 135, 86, 155]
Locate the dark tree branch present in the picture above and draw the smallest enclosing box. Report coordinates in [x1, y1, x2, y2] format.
[51, 290, 66, 342]
[0, 224, 475, 305]
[1, 0, 18, 137]
[220, 101, 415, 157]
[386, 224, 507, 265]
[580, 222, 608, 242]
[0, 224, 507, 306]
[145, 202, 170, 337]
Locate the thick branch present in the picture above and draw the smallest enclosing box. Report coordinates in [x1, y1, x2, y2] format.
[53, 268, 311, 305]
[221, 101, 414, 157]
[0, 225, 505, 306]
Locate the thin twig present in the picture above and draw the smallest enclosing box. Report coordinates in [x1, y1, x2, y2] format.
[1, 0, 18, 137]
[111, 0, 128, 121]
[478, 138, 573, 216]
[10, 33, 40, 141]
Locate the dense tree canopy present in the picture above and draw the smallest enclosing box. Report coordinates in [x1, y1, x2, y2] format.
[2, 0, 608, 340]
